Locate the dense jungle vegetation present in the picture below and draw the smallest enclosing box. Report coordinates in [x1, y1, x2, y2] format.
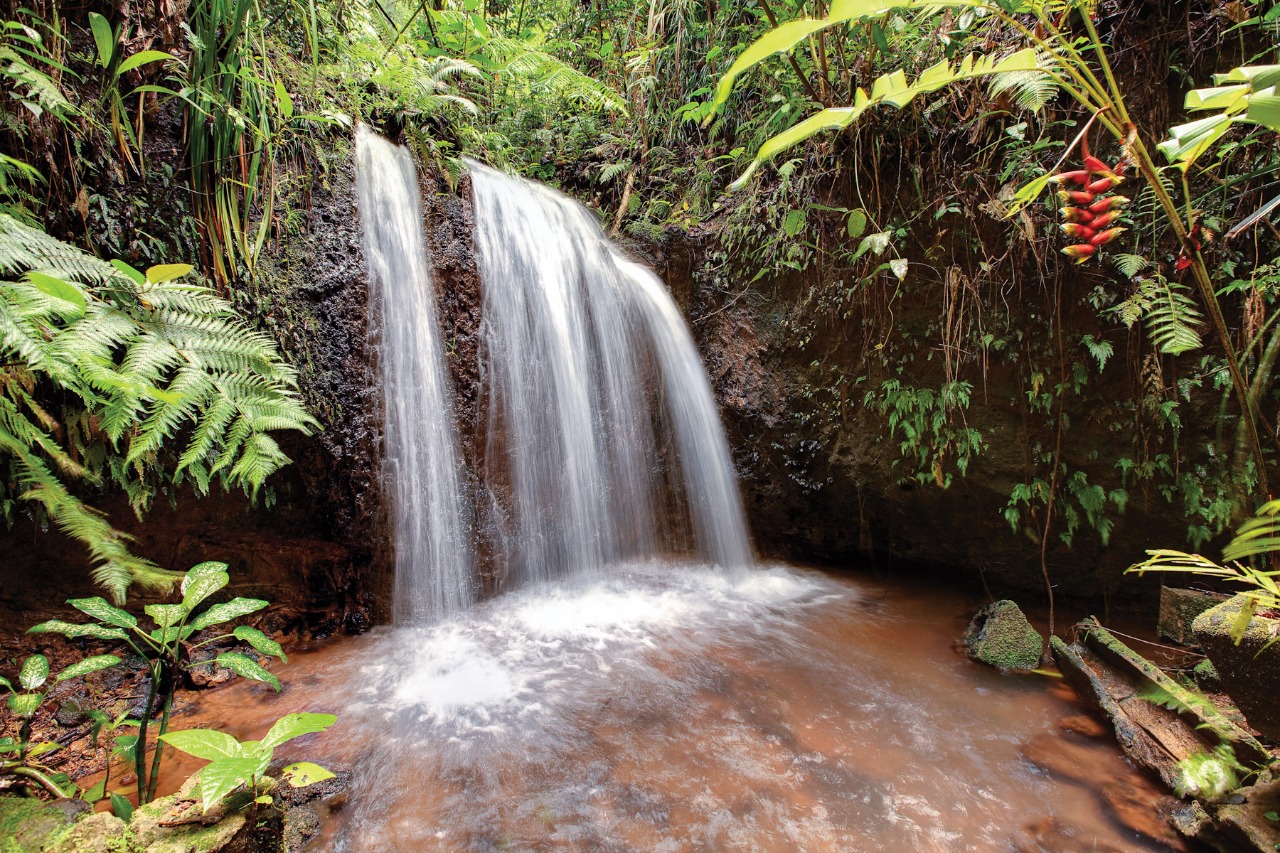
[0, 0, 1278, 832]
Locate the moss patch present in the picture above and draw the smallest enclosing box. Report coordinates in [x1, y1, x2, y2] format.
[963, 600, 1043, 670]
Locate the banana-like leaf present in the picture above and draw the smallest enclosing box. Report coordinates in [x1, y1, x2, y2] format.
[730, 49, 1039, 189]
[712, 0, 986, 110]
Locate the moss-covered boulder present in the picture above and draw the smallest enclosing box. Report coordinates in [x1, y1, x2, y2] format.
[0, 798, 88, 852]
[962, 600, 1044, 670]
[1192, 595, 1280, 740]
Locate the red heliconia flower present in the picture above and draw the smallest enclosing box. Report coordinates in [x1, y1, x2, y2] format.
[1087, 176, 1122, 194]
[1058, 190, 1095, 206]
[1062, 244, 1097, 263]
[1082, 155, 1121, 181]
[1088, 196, 1130, 214]
[1061, 223, 1097, 240]
[1059, 207, 1094, 223]
[1088, 210, 1121, 229]
[1089, 227, 1126, 246]
[1051, 169, 1091, 185]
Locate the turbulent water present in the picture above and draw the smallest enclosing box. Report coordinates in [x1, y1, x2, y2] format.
[356, 127, 475, 623]
[468, 162, 752, 587]
[176, 566, 1168, 852]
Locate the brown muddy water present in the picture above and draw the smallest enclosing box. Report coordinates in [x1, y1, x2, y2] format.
[166, 562, 1175, 851]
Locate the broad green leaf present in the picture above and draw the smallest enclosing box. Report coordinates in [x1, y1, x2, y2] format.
[0, 676, 10, 693]
[25, 740, 62, 758]
[1245, 93, 1280, 133]
[8, 692, 42, 718]
[1007, 172, 1054, 216]
[19, 654, 48, 690]
[110, 792, 133, 821]
[25, 272, 86, 314]
[889, 258, 909, 280]
[67, 597, 137, 629]
[274, 80, 294, 119]
[1214, 64, 1280, 90]
[112, 735, 139, 763]
[88, 13, 114, 68]
[232, 626, 286, 662]
[281, 761, 335, 788]
[145, 603, 187, 632]
[730, 49, 1038, 189]
[846, 209, 867, 238]
[0, 737, 16, 753]
[1184, 83, 1250, 112]
[215, 652, 280, 691]
[199, 755, 269, 812]
[730, 105, 865, 190]
[712, 18, 836, 108]
[109, 259, 146, 286]
[783, 209, 805, 237]
[182, 569, 229, 612]
[144, 263, 193, 284]
[185, 561, 230, 580]
[159, 728, 242, 761]
[1158, 113, 1234, 168]
[261, 712, 336, 750]
[188, 598, 268, 632]
[853, 231, 892, 261]
[57, 655, 121, 682]
[116, 50, 172, 76]
[82, 777, 106, 802]
[28, 620, 128, 641]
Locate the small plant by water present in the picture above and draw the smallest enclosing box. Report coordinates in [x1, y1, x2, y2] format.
[26, 560, 290, 806]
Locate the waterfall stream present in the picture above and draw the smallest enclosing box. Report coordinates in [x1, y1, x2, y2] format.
[356, 126, 475, 624]
[468, 161, 752, 587]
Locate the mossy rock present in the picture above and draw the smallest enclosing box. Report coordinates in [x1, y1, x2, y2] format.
[49, 812, 134, 853]
[0, 798, 88, 852]
[1192, 595, 1280, 740]
[963, 600, 1044, 670]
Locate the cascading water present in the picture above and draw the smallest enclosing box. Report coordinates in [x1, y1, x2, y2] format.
[467, 161, 752, 586]
[355, 126, 475, 624]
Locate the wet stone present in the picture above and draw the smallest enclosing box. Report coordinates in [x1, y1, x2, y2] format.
[1158, 587, 1226, 645]
[962, 600, 1043, 670]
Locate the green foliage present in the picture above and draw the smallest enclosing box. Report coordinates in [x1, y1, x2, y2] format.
[160, 713, 336, 813]
[0, 214, 317, 599]
[1, 651, 123, 799]
[1159, 65, 1280, 170]
[28, 561, 285, 805]
[865, 379, 985, 488]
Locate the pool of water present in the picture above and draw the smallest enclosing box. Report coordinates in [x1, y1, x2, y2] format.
[169, 563, 1175, 851]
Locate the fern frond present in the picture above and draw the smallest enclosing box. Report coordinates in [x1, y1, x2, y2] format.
[481, 33, 629, 115]
[0, 214, 318, 597]
[1144, 276, 1203, 355]
[988, 67, 1061, 113]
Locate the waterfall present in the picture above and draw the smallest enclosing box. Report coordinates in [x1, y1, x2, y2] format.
[467, 161, 752, 586]
[356, 126, 475, 624]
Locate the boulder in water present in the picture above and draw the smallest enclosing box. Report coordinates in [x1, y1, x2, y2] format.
[962, 600, 1043, 670]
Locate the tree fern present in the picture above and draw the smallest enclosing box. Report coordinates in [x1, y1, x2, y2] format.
[0, 214, 318, 601]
